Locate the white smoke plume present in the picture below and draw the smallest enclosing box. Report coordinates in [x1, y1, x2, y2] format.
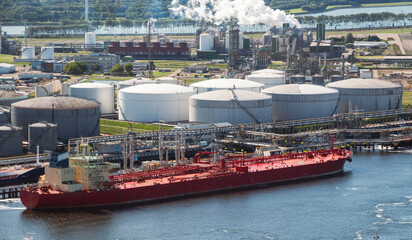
[170, 0, 300, 28]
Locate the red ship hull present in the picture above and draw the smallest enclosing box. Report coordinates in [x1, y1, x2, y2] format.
[21, 150, 351, 210]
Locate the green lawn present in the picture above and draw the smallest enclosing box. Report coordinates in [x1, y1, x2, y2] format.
[285, 8, 307, 14]
[403, 91, 412, 108]
[0, 54, 30, 66]
[100, 119, 173, 135]
[325, 27, 412, 36]
[326, 5, 351, 10]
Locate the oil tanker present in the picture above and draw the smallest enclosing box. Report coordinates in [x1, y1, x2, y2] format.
[20, 141, 352, 210]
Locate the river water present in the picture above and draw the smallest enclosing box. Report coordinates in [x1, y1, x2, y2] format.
[0, 150, 411, 240]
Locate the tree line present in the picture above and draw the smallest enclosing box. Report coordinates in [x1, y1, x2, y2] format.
[296, 12, 412, 25]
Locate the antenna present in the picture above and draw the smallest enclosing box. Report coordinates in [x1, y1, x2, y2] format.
[148, 19, 153, 78]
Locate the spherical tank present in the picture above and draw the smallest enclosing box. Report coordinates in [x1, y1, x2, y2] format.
[155, 77, 178, 84]
[326, 78, 402, 113]
[190, 79, 263, 93]
[69, 82, 114, 114]
[11, 96, 100, 141]
[28, 122, 57, 153]
[0, 125, 23, 157]
[117, 78, 153, 90]
[40, 47, 54, 60]
[0, 90, 29, 106]
[189, 89, 272, 124]
[246, 73, 285, 87]
[21, 47, 35, 60]
[199, 33, 213, 51]
[85, 32, 96, 45]
[262, 84, 340, 121]
[118, 84, 196, 122]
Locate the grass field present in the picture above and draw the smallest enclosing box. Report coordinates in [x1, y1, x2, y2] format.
[362, 1, 412, 7]
[0, 54, 30, 66]
[326, 5, 351, 10]
[100, 119, 173, 135]
[403, 91, 412, 108]
[325, 27, 412, 36]
[285, 8, 306, 14]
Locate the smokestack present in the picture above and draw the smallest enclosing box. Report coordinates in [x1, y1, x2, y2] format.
[85, 0, 89, 23]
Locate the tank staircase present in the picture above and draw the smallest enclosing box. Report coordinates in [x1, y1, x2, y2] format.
[230, 89, 261, 124]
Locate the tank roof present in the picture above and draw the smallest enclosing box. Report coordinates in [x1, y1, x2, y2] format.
[0, 125, 21, 131]
[155, 77, 177, 80]
[326, 78, 401, 89]
[120, 83, 195, 94]
[0, 90, 27, 99]
[192, 89, 270, 101]
[190, 79, 263, 88]
[70, 82, 114, 89]
[12, 96, 99, 109]
[252, 69, 284, 75]
[29, 122, 57, 127]
[262, 84, 339, 95]
[118, 78, 153, 85]
[247, 72, 284, 78]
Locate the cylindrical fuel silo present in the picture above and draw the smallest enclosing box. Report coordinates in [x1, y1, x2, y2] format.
[330, 75, 343, 82]
[40, 47, 54, 60]
[326, 78, 402, 113]
[69, 82, 114, 114]
[85, 32, 96, 45]
[0, 125, 23, 157]
[312, 75, 325, 85]
[262, 84, 340, 121]
[28, 122, 58, 153]
[199, 33, 213, 51]
[118, 84, 196, 122]
[190, 79, 263, 93]
[0, 90, 29, 106]
[246, 73, 285, 88]
[11, 96, 100, 141]
[155, 77, 178, 84]
[290, 75, 306, 84]
[0, 107, 11, 125]
[189, 89, 272, 124]
[21, 47, 35, 60]
[117, 78, 153, 90]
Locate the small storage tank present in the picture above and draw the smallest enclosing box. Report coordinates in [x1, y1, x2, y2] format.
[0, 125, 23, 157]
[290, 75, 306, 84]
[28, 122, 57, 153]
[85, 32, 96, 45]
[11, 96, 100, 141]
[330, 75, 343, 82]
[0, 107, 11, 125]
[326, 78, 402, 113]
[246, 73, 285, 87]
[21, 47, 35, 60]
[40, 47, 54, 60]
[0, 90, 29, 106]
[118, 84, 196, 122]
[190, 79, 263, 93]
[199, 33, 213, 51]
[69, 82, 114, 114]
[312, 75, 325, 85]
[262, 84, 340, 121]
[189, 89, 272, 124]
[155, 77, 178, 84]
[117, 78, 153, 90]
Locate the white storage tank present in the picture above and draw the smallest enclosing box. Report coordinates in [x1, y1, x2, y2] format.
[262, 84, 340, 121]
[155, 77, 178, 84]
[199, 33, 213, 51]
[246, 73, 285, 87]
[190, 79, 263, 93]
[40, 47, 54, 60]
[69, 82, 114, 114]
[252, 69, 284, 75]
[85, 32, 96, 45]
[189, 89, 272, 124]
[326, 78, 402, 113]
[118, 83, 196, 122]
[117, 77, 153, 90]
[225, 32, 244, 50]
[21, 47, 35, 60]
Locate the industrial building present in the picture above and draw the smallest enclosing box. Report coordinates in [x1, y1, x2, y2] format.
[11, 96, 100, 141]
[117, 77, 154, 90]
[190, 79, 263, 93]
[326, 79, 402, 113]
[69, 82, 115, 114]
[0, 125, 23, 157]
[118, 84, 195, 122]
[262, 84, 340, 121]
[189, 89, 272, 124]
[73, 53, 120, 72]
[108, 41, 190, 60]
[0, 63, 16, 73]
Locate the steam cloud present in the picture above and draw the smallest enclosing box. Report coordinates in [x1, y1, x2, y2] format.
[170, 0, 300, 28]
